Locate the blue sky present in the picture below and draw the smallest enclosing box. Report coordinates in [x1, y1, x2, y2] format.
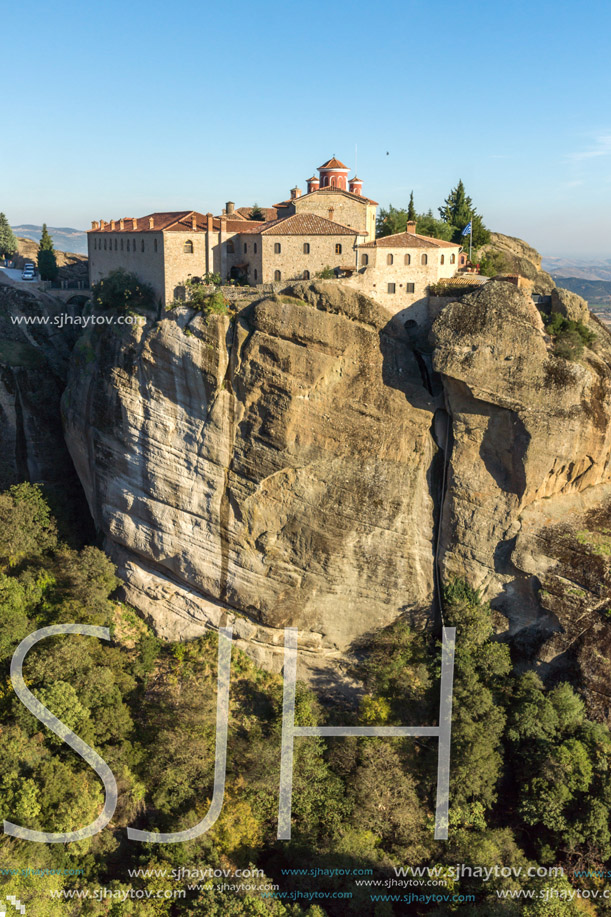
[3, 0, 610, 257]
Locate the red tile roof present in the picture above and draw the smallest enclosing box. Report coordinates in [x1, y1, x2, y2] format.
[90, 211, 211, 232]
[359, 231, 460, 249]
[233, 206, 278, 221]
[244, 213, 361, 236]
[318, 157, 349, 170]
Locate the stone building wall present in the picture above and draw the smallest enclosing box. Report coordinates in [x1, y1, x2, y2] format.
[290, 191, 376, 240]
[88, 231, 167, 306]
[348, 243, 461, 314]
[259, 232, 359, 283]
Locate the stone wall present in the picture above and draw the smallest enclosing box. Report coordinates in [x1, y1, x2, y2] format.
[88, 231, 167, 306]
[290, 190, 376, 240]
[260, 232, 359, 283]
[347, 242, 461, 315]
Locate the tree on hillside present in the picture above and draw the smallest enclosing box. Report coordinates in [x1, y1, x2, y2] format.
[248, 203, 266, 221]
[37, 223, 58, 280]
[439, 179, 490, 248]
[407, 191, 416, 221]
[415, 209, 454, 241]
[0, 213, 17, 259]
[376, 204, 410, 237]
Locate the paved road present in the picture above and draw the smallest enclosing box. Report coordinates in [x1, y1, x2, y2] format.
[0, 267, 38, 284]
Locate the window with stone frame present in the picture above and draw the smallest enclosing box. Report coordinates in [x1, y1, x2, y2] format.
[184, 240, 194, 254]
[335, 243, 342, 254]
[404, 254, 411, 265]
[387, 282, 396, 294]
[421, 254, 428, 265]
[387, 253, 393, 265]
[274, 242, 281, 254]
[274, 270, 281, 281]
[406, 282, 415, 293]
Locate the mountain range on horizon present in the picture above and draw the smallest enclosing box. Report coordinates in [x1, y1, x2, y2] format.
[11, 224, 88, 255]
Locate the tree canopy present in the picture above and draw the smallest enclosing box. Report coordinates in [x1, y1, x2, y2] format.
[0, 213, 17, 257]
[37, 224, 58, 280]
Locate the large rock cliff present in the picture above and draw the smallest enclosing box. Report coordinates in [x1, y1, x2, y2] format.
[62, 284, 439, 680]
[61, 279, 611, 710]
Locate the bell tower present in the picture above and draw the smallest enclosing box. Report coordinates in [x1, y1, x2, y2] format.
[317, 156, 350, 190]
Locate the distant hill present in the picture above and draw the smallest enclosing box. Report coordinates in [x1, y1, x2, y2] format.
[554, 276, 611, 306]
[11, 224, 87, 255]
[542, 256, 611, 281]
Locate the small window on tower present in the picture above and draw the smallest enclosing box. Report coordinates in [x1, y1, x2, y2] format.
[274, 242, 281, 254]
[254, 269, 258, 281]
[335, 243, 342, 255]
[141, 239, 145, 252]
[184, 240, 194, 253]
[126, 240, 130, 251]
[104, 238, 107, 250]
[303, 242, 310, 254]
[244, 243, 247, 253]
[387, 253, 393, 265]
[254, 243, 257, 253]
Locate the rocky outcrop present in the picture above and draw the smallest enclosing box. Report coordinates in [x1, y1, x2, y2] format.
[551, 287, 590, 323]
[481, 231, 555, 293]
[61, 277, 611, 711]
[63, 283, 440, 678]
[431, 281, 611, 665]
[0, 282, 85, 492]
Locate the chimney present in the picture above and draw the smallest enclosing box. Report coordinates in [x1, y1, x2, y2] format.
[328, 207, 335, 222]
[226, 201, 235, 214]
[220, 215, 227, 233]
[149, 216, 155, 229]
[192, 213, 197, 231]
[120, 218, 125, 230]
[91, 221, 99, 230]
[206, 212, 214, 232]
[290, 186, 302, 200]
[406, 220, 417, 234]
[132, 218, 138, 230]
[110, 220, 116, 230]
[100, 220, 106, 230]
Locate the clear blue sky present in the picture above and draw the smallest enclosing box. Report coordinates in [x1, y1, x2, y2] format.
[3, 0, 610, 258]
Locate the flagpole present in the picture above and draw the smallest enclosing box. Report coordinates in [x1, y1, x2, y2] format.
[469, 213, 472, 263]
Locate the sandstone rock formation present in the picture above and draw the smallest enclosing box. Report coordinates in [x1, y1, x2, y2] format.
[59, 277, 611, 712]
[480, 231, 555, 293]
[63, 283, 440, 678]
[551, 286, 590, 323]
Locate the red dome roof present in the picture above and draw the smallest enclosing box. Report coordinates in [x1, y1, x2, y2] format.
[318, 157, 349, 170]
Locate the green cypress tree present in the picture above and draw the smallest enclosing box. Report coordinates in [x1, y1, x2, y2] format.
[0, 213, 17, 259]
[37, 223, 58, 280]
[407, 191, 416, 221]
[439, 180, 490, 248]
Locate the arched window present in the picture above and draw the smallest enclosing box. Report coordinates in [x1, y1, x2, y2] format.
[450, 253, 456, 264]
[274, 242, 281, 254]
[154, 239, 158, 253]
[274, 270, 281, 281]
[335, 243, 342, 254]
[404, 254, 411, 265]
[440, 254, 445, 265]
[303, 270, 310, 280]
[386, 253, 393, 265]
[421, 254, 428, 265]
[361, 253, 369, 265]
[184, 240, 194, 253]
[227, 240, 234, 253]
[303, 242, 310, 254]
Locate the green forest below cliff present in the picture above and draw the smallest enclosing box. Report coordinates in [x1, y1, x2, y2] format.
[1, 484, 611, 915]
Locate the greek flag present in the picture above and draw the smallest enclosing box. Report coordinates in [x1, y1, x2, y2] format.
[461, 221, 472, 236]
